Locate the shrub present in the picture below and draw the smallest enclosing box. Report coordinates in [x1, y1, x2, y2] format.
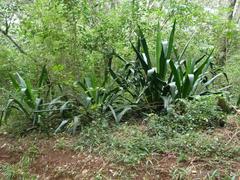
[147, 95, 226, 136]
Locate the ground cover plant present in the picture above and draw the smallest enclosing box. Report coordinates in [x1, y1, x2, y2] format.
[0, 0, 240, 179]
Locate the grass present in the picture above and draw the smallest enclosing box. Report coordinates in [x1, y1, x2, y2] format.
[0, 145, 39, 179]
[74, 121, 240, 165]
[74, 122, 160, 164]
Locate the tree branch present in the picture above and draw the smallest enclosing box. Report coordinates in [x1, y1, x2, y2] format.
[0, 28, 27, 55]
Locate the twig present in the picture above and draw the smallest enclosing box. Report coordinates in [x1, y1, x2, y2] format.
[0, 28, 27, 55]
[225, 129, 240, 146]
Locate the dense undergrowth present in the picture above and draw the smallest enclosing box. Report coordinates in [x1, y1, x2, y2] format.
[0, 21, 232, 135]
[0, 0, 239, 136]
[0, 0, 240, 179]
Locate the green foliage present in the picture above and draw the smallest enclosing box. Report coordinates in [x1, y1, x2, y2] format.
[147, 96, 226, 136]
[0, 21, 229, 134]
[0, 66, 78, 134]
[75, 121, 164, 164]
[224, 53, 240, 102]
[171, 167, 192, 180]
[237, 95, 240, 106]
[0, 1, 240, 178]
[0, 145, 39, 179]
[1, 66, 50, 128]
[74, 76, 132, 123]
[167, 131, 240, 159]
[74, 97, 239, 165]
[110, 22, 227, 111]
[0, 68, 131, 134]
[0, 0, 238, 135]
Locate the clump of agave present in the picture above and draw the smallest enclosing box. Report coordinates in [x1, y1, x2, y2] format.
[109, 20, 228, 110]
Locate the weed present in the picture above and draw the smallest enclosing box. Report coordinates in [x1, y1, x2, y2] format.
[147, 96, 226, 137]
[54, 136, 74, 150]
[171, 167, 192, 180]
[75, 121, 164, 164]
[0, 145, 39, 179]
[177, 152, 188, 163]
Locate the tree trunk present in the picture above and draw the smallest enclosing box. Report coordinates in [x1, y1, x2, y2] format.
[233, 0, 240, 22]
[228, 0, 237, 20]
[218, 0, 237, 66]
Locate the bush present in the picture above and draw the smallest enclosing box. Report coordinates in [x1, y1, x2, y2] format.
[147, 95, 226, 137]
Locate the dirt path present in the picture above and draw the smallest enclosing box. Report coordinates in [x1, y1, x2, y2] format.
[0, 117, 240, 180]
[0, 135, 176, 179]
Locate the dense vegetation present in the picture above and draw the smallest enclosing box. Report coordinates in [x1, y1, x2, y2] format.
[0, 0, 240, 179]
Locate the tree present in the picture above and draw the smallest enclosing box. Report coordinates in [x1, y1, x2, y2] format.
[0, 0, 28, 54]
[233, 0, 240, 22]
[218, 0, 237, 66]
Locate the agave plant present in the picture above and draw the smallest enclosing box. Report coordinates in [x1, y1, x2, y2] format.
[74, 77, 120, 110]
[0, 66, 51, 128]
[1, 66, 80, 133]
[74, 76, 133, 123]
[109, 21, 227, 109]
[48, 76, 132, 134]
